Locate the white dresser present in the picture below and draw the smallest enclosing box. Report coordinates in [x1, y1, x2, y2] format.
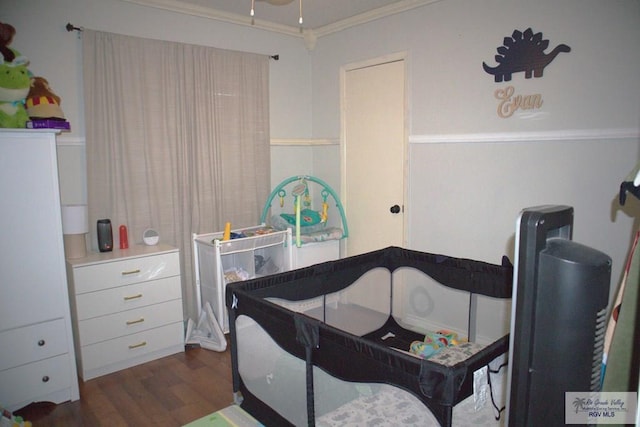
[66, 244, 184, 380]
[0, 130, 79, 410]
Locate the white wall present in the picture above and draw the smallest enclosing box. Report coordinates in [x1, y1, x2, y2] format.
[270, 144, 340, 191]
[309, 0, 640, 337]
[311, 0, 640, 136]
[408, 138, 640, 338]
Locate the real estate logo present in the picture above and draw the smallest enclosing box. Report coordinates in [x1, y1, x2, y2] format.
[565, 392, 637, 424]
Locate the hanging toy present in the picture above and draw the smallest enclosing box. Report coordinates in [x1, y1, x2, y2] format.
[291, 182, 306, 248]
[320, 190, 329, 223]
[303, 182, 311, 209]
[278, 189, 286, 208]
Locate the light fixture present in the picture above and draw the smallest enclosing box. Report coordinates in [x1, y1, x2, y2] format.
[251, 0, 303, 25]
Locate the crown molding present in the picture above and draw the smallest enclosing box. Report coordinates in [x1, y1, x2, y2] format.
[314, 0, 443, 38]
[120, 0, 303, 37]
[120, 0, 441, 44]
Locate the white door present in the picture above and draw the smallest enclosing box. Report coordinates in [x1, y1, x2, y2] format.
[342, 57, 406, 257]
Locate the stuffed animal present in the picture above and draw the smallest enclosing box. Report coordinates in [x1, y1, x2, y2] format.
[0, 59, 30, 128]
[0, 21, 30, 128]
[25, 76, 66, 120]
[409, 330, 461, 359]
[0, 22, 19, 63]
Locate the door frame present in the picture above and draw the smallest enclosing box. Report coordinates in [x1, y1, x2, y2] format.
[339, 51, 410, 256]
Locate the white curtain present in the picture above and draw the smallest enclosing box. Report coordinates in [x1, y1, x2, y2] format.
[82, 30, 271, 320]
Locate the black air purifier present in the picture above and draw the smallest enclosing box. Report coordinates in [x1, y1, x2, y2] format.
[506, 205, 611, 427]
[97, 219, 113, 252]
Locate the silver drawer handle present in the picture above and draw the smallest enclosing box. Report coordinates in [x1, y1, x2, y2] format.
[121, 269, 141, 276]
[128, 341, 147, 350]
[123, 293, 143, 301]
[126, 317, 145, 325]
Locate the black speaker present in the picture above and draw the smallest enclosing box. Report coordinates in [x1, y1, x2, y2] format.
[97, 219, 113, 252]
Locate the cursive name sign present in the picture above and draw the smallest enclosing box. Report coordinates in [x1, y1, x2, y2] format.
[494, 86, 543, 118]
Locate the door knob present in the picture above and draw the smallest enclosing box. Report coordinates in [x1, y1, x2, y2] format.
[390, 204, 401, 214]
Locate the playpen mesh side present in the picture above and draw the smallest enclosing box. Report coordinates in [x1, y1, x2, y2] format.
[235, 313, 452, 426]
[227, 246, 513, 426]
[267, 266, 391, 336]
[234, 312, 509, 426]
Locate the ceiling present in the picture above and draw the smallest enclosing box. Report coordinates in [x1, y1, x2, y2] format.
[122, 0, 437, 38]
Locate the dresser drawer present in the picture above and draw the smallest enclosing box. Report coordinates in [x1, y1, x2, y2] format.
[73, 252, 180, 294]
[75, 276, 181, 320]
[78, 299, 183, 346]
[0, 353, 73, 409]
[0, 319, 68, 371]
[80, 322, 184, 374]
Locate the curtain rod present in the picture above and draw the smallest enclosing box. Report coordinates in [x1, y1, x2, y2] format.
[66, 23, 83, 32]
[65, 22, 279, 60]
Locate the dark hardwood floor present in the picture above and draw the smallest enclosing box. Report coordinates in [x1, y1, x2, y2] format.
[14, 343, 234, 427]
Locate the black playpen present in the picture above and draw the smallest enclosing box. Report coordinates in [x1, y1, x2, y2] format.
[226, 246, 513, 426]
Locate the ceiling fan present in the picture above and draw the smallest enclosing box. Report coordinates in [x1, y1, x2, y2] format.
[251, 0, 303, 24]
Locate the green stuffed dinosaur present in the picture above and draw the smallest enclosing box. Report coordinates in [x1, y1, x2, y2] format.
[0, 59, 30, 128]
[0, 22, 30, 128]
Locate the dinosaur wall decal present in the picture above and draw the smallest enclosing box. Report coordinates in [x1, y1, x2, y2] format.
[483, 28, 571, 83]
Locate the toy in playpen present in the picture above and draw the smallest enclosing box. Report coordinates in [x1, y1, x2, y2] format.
[261, 176, 348, 248]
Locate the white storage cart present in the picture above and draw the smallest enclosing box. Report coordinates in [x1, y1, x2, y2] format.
[193, 226, 292, 333]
